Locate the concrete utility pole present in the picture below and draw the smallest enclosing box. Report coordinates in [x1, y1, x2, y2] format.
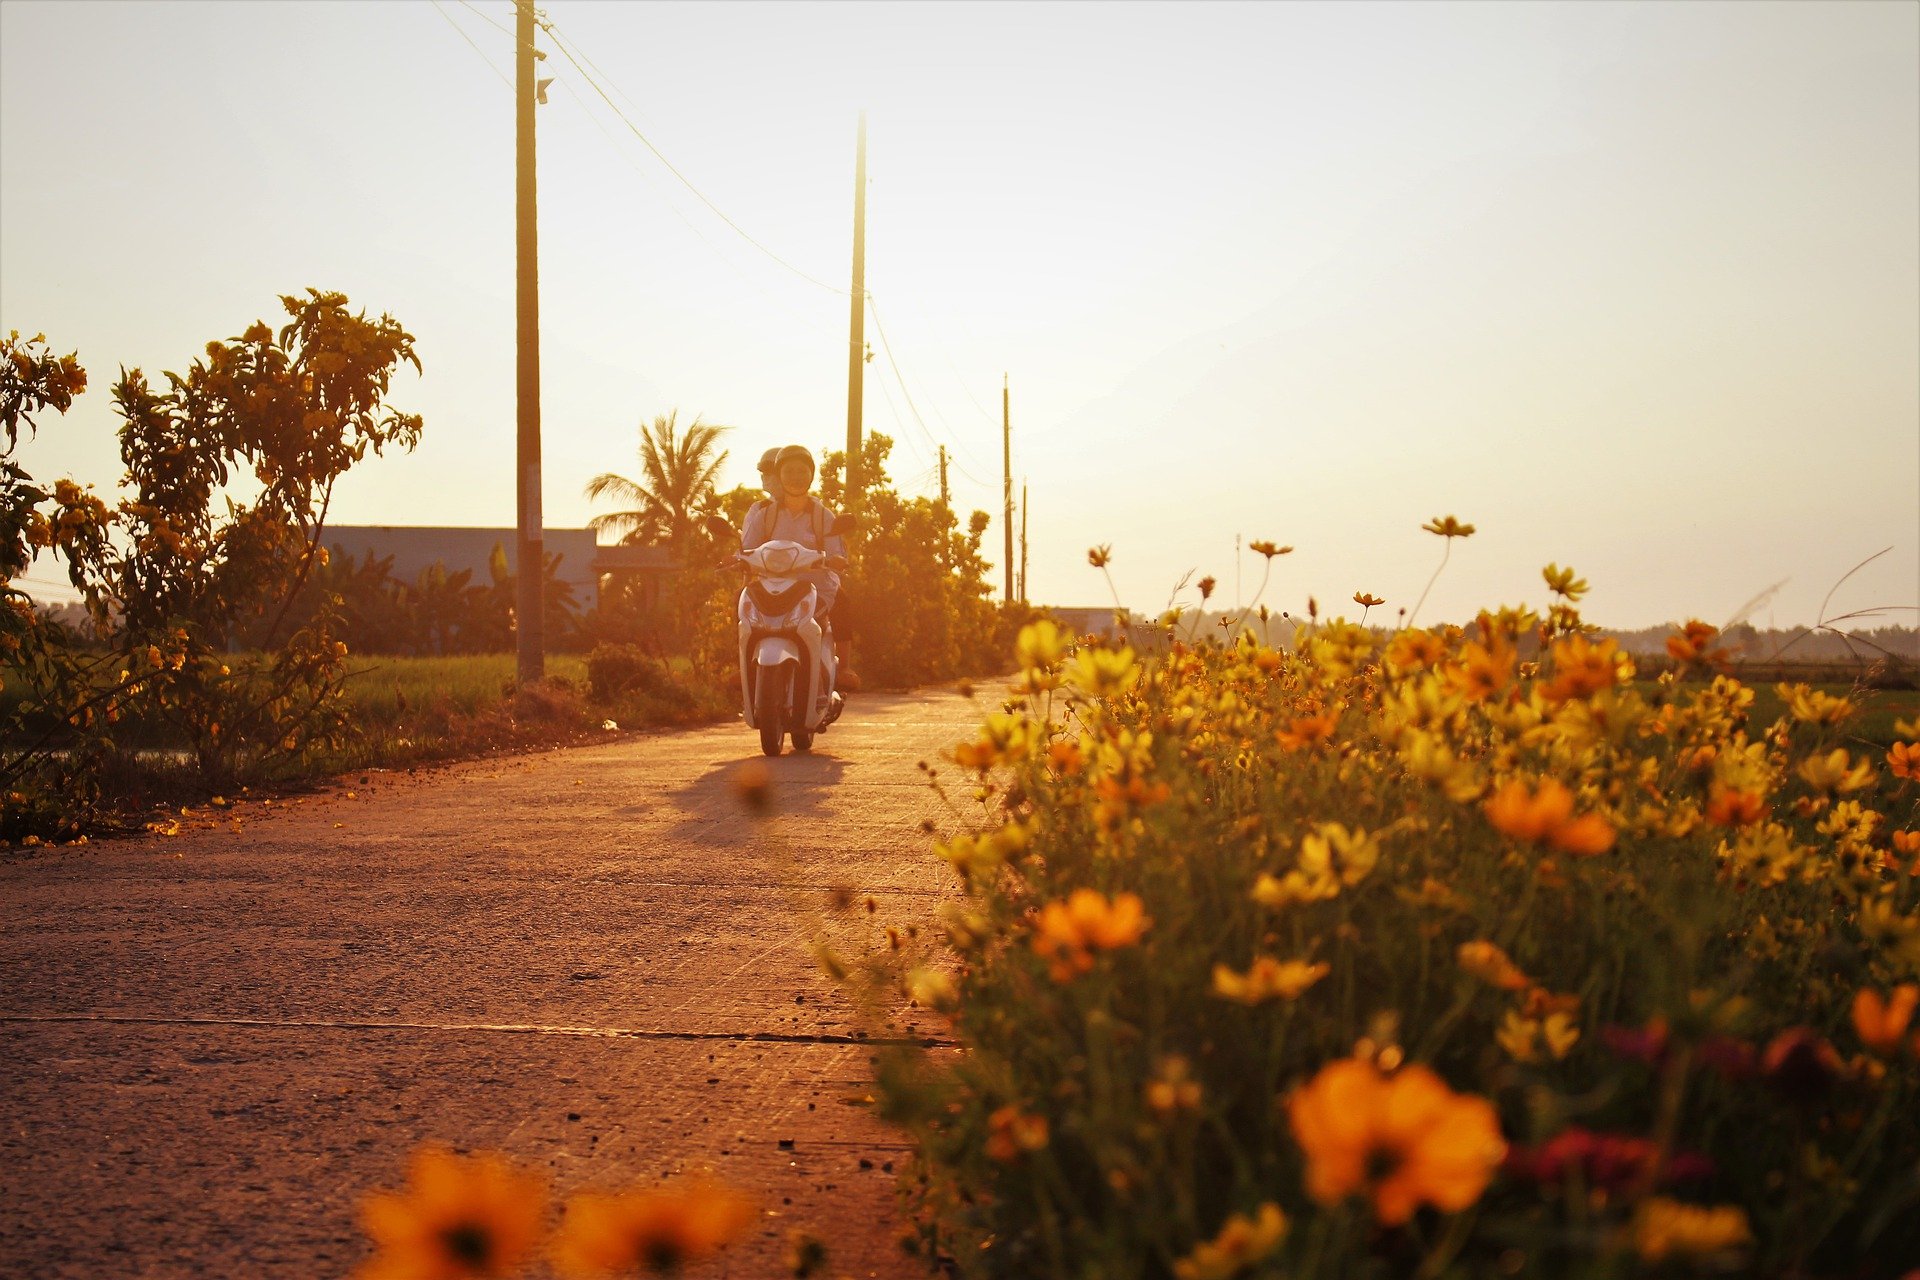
[1002, 374, 1013, 604]
[514, 0, 544, 687]
[844, 111, 867, 515]
[1019, 480, 1029, 604]
[938, 445, 949, 509]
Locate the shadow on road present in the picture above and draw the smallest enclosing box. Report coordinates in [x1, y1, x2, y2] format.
[664, 748, 850, 846]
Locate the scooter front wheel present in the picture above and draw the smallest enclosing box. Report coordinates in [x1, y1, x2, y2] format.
[756, 663, 788, 757]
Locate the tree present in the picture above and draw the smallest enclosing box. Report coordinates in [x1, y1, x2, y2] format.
[4, 290, 423, 806]
[584, 412, 729, 554]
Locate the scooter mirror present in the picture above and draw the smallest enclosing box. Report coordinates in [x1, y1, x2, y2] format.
[703, 514, 738, 543]
[828, 513, 859, 535]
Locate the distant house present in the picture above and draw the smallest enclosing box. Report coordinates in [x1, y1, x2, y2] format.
[1043, 606, 1131, 641]
[320, 527, 678, 612]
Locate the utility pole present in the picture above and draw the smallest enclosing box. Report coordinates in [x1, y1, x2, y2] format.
[1002, 374, 1013, 604]
[1019, 480, 1029, 604]
[938, 445, 949, 509]
[514, 0, 544, 688]
[844, 111, 867, 516]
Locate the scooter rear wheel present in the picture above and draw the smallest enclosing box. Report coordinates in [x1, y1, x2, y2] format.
[756, 664, 787, 757]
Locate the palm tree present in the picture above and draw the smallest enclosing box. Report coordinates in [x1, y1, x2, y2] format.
[584, 412, 730, 552]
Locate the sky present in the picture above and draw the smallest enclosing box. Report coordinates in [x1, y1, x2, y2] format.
[2, 0, 1915, 629]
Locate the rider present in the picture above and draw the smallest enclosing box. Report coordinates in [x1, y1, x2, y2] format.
[741, 445, 853, 680]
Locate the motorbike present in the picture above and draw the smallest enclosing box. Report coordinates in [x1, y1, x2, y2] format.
[705, 512, 854, 756]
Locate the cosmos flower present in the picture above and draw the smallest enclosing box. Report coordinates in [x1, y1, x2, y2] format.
[1287, 1058, 1505, 1225]
[1030, 889, 1150, 981]
[357, 1146, 548, 1280]
[1211, 956, 1330, 1004]
[1421, 515, 1476, 539]
[1172, 1203, 1287, 1280]
[552, 1179, 754, 1277]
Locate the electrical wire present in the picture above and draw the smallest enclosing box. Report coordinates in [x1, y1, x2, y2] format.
[539, 16, 850, 297]
[430, 0, 512, 88]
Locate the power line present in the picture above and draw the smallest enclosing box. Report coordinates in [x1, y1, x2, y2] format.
[866, 292, 992, 484]
[430, 0, 512, 88]
[538, 16, 850, 297]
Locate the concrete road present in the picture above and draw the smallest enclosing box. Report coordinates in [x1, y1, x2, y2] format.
[1, 687, 977, 1279]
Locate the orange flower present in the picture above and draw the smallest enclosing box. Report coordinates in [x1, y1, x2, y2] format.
[1385, 630, 1448, 672]
[1031, 889, 1150, 981]
[1275, 712, 1338, 752]
[553, 1179, 754, 1276]
[1457, 940, 1531, 991]
[1666, 620, 1726, 666]
[358, 1146, 548, 1280]
[1541, 633, 1624, 704]
[1888, 741, 1918, 781]
[985, 1105, 1050, 1161]
[1705, 786, 1766, 828]
[1353, 592, 1386, 609]
[1449, 640, 1513, 702]
[1852, 984, 1919, 1056]
[1482, 778, 1616, 855]
[1287, 1058, 1505, 1225]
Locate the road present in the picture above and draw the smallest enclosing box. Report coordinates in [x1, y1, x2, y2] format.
[1, 687, 977, 1278]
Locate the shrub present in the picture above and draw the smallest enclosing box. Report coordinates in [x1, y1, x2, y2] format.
[853, 579, 1920, 1279]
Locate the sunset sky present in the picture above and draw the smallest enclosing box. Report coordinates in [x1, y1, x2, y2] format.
[3, 0, 1915, 628]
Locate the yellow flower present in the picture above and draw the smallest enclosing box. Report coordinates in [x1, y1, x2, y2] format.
[1777, 682, 1856, 727]
[1852, 984, 1918, 1056]
[1353, 592, 1385, 609]
[552, 1179, 754, 1277]
[1889, 741, 1918, 781]
[1015, 618, 1071, 673]
[1087, 544, 1112, 568]
[1495, 1008, 1580, 1063]
[904, 966, 959, 1010]
[1066, 646, 1140, 697]
[1211, 956, 1330, 1004]
[1796, 748, 1874, 794]
[357, 1146, 548, 1280]
[1287, 1058, 1505, 1225]
[1248, 540, 1292, 559]
[1421, 515, 1476, 539]
[1251, 868, 1339, 908]
[1298, 822, 1381, 886]
[985, 1105, 1050, 1161]
[1457, 940, 1532, 992]
[1172, 1203, 1288, 1280]
[1541, 563, 1589, 601]
[1630, 1198, 1752, 1263]
[1031, 889, 1150, 981]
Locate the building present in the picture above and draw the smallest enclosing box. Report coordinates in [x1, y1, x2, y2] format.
[320, 527, 678, 612]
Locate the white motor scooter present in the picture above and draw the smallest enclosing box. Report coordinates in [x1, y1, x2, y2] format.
[706, 513, 853, 756]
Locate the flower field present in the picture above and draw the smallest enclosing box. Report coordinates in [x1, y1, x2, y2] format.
[861, 560, 1920, 1278]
